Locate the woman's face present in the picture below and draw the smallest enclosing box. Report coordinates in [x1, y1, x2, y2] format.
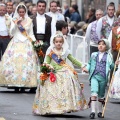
[18, 8, 26, 18]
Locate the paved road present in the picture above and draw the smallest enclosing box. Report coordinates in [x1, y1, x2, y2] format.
[0, 74, 120, 120]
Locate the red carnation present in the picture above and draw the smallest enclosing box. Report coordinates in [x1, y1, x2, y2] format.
[50, 72, 56, 82]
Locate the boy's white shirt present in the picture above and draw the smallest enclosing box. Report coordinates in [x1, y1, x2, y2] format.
[98, 52, 105, 62]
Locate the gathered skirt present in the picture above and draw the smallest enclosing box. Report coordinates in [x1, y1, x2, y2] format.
[0, 39, 40, 88]
[109, 69, 120, 99]
[32, 67, 88, 115]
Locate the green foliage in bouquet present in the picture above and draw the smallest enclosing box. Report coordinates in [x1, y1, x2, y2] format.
[32, 40, 48, 64]
[32, 40, 48, 51]
[40, 64, 56, 73]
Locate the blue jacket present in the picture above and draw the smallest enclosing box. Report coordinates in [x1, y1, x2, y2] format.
[86, 52, 114, 82]
[70, 12, 81, 23]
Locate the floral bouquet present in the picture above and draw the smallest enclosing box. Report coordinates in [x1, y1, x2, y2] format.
[32, 40, 48, 63]
[116, 27, 120, 50]
[40, 63, 56, 86]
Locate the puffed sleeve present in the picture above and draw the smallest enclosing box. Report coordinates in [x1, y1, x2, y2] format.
[29, 20, 36, 41]
[9, 18, 18, 36]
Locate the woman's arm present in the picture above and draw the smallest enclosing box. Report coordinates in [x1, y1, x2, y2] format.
[28, 19, 36, 41]
[10, 18, 19, 36]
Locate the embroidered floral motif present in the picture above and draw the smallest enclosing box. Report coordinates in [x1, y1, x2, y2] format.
[101, 16, 119, 39]
[90, 21, 99, 43]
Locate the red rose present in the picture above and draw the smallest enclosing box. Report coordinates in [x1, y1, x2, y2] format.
[50, 72, 56, 82]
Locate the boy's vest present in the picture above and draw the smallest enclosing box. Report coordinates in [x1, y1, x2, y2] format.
[93, 53, 107, 78]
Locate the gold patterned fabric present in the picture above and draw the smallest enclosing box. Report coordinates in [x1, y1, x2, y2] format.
[0, 40, 40, 87]
[32, 67, 88, 115]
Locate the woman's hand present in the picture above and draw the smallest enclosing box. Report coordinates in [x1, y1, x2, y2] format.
[17, 17, 23, 24]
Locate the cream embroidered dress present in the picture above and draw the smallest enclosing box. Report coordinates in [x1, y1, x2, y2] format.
[32, 33, 88, 115]
[0, 4, 39, 88]
[109, 57, 120, 99]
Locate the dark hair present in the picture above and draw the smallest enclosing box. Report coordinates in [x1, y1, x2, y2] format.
[17, 5, 26, 12]
[50, 1, 57, 7]
[71, 4, 79, 14]
[98, 40, 106, 45]
[109, 2, 115, 5]
[37, 0, 46, 7]
[56, 20, 68, 31]
[90, 8, 96, 14]
[107, 2, 115, 10]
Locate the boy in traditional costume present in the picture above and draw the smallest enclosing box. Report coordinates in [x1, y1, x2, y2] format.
[83, 39, 114, 119]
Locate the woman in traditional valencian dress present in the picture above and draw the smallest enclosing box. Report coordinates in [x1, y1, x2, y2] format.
[109, 58, 120, 99]
[32, 32, 88, 115]
[0, 3, 39, 92]
[109, 29, 120, 99]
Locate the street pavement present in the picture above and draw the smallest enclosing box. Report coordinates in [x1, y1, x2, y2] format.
[0, 74, 120, 120]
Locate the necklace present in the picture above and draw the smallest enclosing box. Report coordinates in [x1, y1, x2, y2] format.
[53, 47, 63, 59]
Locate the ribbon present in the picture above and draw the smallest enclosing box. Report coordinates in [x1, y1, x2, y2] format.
[49, 50, 77, 75]
[13, 19, 32, 42]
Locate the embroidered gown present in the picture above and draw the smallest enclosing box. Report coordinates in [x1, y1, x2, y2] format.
[0, 17, 40, 88]
[32, 48, 88, 115]
[109, 57, 120, 99]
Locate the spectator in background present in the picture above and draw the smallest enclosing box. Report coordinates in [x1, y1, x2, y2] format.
[70, 4, 81, 23]
[96, 2, 118, 40]
[86, 8, 96, 23]
[85, 9, 103, 56]
[57, 6, 62, 14]
[6, 2, 14, 17]
[75, 21, 85, 36]
[0, 3, 11, 61]
[69, 21, 77, 34]
[46, 1, 64, 22]
[81, 24, 88, 36]
[63, 3, 70, 18]
[107, 4, 120, 61]
[31, 6, 37, 16]
[28, 5, 33, 13]
[13, 3, 17, 13]
[26, 2, 32, 16]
